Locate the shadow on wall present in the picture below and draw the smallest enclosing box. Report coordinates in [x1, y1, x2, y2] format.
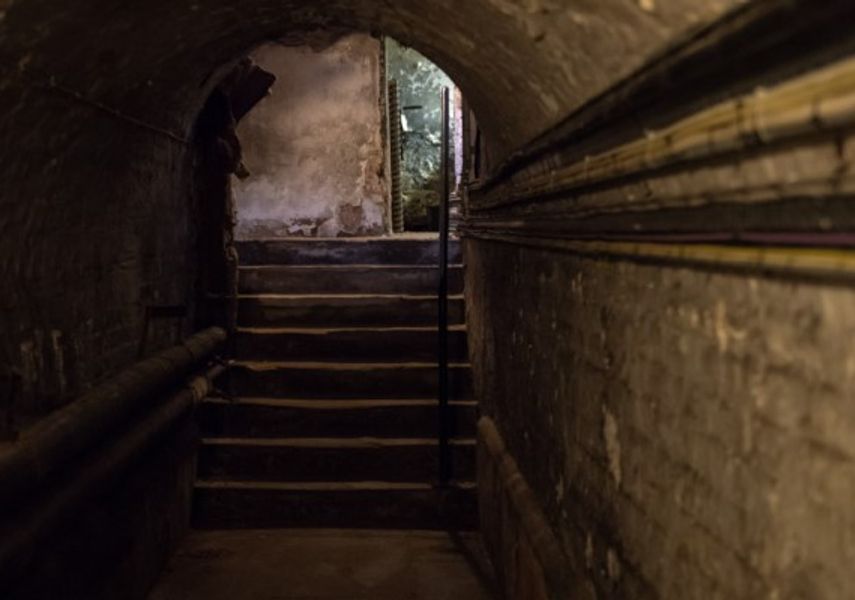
[234, 34, 389, 239]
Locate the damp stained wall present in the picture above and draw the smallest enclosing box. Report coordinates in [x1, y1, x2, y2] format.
[234, 35, 389, 239]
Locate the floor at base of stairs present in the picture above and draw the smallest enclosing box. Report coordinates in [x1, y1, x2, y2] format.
[148, 529, 496, 600]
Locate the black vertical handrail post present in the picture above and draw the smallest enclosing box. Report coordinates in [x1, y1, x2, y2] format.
[438, 87, 452, 488]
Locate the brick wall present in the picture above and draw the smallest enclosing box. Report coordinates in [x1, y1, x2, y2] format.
[0, 83, 198, 420]
[462, 8, 855, 596]
[466, 238, 855, 599]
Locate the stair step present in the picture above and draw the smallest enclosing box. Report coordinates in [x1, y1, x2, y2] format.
[197, 437, 476, 482]
[239, 265, 464, 295]
[237, 238, 462, 266]
[192, 480, 477, 530]
[238, 294, 465, 328]
[224, 362, 473, 400]
[234, 326, 468, 362]
[199, 398, 477, 438]
[198, 237, 476, 532]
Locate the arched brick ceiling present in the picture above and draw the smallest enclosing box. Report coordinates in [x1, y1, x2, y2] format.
[0, 0, 745, 161]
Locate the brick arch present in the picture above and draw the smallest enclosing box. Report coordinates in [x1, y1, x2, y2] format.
[0, 0, 739, 161]
[0, 0, 741, 417]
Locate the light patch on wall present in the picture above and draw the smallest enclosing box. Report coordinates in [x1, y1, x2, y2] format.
[637, 0, 656, 12]
[531, 80, 560, 116]
[50, 330, 67, 397]
[714, 299, 747, 354]
[603, 407, 622, 486]
[570, 271, 584, 295]
[585, 533, 594, 569]
[554, 474, 565, 503]
[607, 548, 622, 580]
[19, 334, 42, 398]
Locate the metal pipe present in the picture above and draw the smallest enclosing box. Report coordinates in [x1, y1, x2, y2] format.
[478, 417, 577, 596]
[438, 87, 452, 487]
[473, 51, 855, 211]
[0, 362, 225, 588]
[0, 327, 226, 511]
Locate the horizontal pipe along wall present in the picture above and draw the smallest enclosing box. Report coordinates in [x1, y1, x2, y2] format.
[0, 329, 226, 600]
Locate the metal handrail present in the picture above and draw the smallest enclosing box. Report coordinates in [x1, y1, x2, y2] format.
[437, 87, 452, 487]
[0, 327, 226, 511]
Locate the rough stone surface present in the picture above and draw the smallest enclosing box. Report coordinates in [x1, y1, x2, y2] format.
[466, 238, 855, 600]
[234, 35, 388, 239]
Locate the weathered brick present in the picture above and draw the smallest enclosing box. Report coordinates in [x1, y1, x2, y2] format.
[468, 238, 855, 599]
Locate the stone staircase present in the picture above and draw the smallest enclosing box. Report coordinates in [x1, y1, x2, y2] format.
[193, 238, 477, 530]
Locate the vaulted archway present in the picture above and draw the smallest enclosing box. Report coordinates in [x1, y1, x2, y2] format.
[3, 2, 855, 599]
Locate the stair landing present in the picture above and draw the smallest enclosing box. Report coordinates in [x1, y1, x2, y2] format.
[148, 529, 495, 600]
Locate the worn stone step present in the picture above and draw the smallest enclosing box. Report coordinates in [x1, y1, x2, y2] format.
[199, 398, 477, 439]
[237, 238, 462, 266]
[197, 437, 476, 483]
[224, 362, 473, 400]
[193, 481, 477, 530]
[238, 294, 465, 328]
[239, 265, 464, 295]
[234, 326, 469, 362]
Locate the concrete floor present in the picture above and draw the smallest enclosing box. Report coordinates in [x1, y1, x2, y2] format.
[148, 529, 496, 600]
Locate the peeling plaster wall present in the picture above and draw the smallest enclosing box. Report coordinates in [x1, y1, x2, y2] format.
[234, 35, 388, 239]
